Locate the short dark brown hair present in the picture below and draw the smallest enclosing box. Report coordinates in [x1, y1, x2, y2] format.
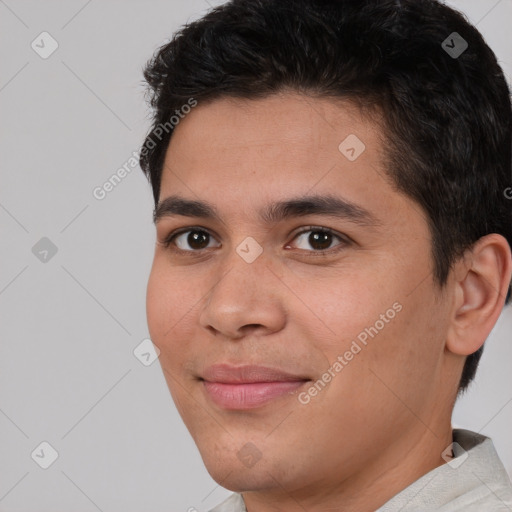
[140, 0, 512, 392]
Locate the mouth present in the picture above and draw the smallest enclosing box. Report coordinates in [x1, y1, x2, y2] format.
[200, 364, 311, 410]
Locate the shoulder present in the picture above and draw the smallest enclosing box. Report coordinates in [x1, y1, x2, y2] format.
[208, 493, 246, 512]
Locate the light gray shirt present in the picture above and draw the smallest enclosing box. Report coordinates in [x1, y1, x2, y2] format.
[209, 429, 512, 511]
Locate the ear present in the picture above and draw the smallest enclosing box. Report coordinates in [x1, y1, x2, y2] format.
[446, 234, 512, 356]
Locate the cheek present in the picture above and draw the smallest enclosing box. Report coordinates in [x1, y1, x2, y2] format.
[287, 258, 439, 377]
[285, 264, 394, 343]
[146, 264, 168, 339]
[146, 260, 192, 348]
[146, 265, 196, 402]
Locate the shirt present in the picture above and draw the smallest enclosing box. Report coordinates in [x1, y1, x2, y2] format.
[209, 429, 512, 511]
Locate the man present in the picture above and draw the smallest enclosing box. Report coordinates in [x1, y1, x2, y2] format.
[140, 0, 512, 510]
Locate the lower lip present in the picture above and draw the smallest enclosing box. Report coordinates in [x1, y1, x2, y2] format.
[202, 380, 308, 409]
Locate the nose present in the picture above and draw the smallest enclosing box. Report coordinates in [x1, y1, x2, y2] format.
[198, 253, 287, 340]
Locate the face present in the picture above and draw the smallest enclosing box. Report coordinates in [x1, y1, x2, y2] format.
[146, 92, 456, 499]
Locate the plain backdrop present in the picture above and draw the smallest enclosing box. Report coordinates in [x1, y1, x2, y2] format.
[0, 0, 511, 510]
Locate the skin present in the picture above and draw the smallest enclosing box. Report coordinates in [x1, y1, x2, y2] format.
[146, 92, 512, 511]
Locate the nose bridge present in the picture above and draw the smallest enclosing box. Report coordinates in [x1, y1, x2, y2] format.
[213, 233, 270, 296]
[199, 242, 286, 338]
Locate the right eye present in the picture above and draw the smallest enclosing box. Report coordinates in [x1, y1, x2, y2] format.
[162, 228, 222, 252]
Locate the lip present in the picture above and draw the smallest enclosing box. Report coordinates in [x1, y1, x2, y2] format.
[200, 364, 310, 410]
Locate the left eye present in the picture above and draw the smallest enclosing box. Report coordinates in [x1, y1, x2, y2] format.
[287, 228, 346, 252]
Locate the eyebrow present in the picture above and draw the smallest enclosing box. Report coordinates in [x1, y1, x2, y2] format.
[153, 194, 381, 227]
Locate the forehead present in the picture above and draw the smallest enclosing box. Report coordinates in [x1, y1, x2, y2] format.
[158, 92, 421, 229]
[166, 93, 375, 162]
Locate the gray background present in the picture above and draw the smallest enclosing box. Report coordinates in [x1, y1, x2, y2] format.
[0, 0, 511, 510]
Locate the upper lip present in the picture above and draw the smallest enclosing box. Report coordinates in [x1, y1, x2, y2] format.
[201, 364, 310, 384]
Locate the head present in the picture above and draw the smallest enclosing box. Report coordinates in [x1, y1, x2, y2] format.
[141, 0, 512, 503]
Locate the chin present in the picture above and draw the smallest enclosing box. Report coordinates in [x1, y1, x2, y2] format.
[204, 458, 277, 493]
[194, 437, 278, 491]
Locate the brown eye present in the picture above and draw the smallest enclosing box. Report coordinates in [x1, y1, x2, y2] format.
[290, 227, 346, 252]
[168, 229, 221, 251]
[308, 231, 333, 250]
[185, 231, 210, 250]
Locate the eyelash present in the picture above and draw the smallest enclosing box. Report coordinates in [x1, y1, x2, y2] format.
[160, 225, 350, 256]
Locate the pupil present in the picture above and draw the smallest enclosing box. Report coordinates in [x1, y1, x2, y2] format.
[189, 231, 208, 249]
[310, 231, 331, 250]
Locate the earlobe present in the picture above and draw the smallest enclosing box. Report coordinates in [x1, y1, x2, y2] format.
[446, 234, 512, 357]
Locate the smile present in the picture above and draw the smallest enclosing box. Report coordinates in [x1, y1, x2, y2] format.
[200, 364, 310, 410]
